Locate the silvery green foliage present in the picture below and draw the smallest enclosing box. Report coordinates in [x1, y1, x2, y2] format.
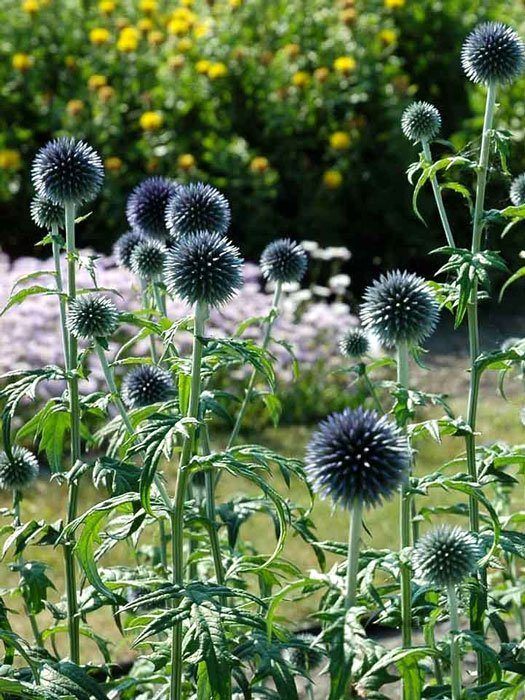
[126, 177, 178, 239]
[412, 525, 482, 587]
[122, 365, 174, 408]
[305, 407, 410, 508]
[67, 293, 119, 339]
[31, 137, 104, 206]
[30, 196, 64, 230]
[509, 173, 525, 206]
[165, 182, 231, 238]
[360, 270, 439, 348]
[339, 328, 370, 358]
[129, 239, 168, 280]
[0, 446, 39, 490]
[401, 102, 441, 143]
[164, 231, 243, 307]
[260, 238, 308, 283]
[114, 230, 145, 269]
[461, 22, 525, 85]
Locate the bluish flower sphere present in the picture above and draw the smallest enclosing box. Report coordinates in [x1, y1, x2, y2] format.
[0, 447, 39, 490]
[284, 633, 324, 670]
[339, 328, 370, 359]
[305, 407, 410, 509]
[113, 230, 145, 269]
[129, 239, 168, 280]
[30, 196, 64, 230]
[165, 182, 231, 238]
[122, 365, 174, 409]
[412, 525, 481, 588]
[31, 137, 104, 206]
[360, 270, 439, 348]
[126, 177, 178, 239]
[164, 231, 243, 307]
[461, 22, 525, 85]
[260, 238, 308, 284]
[509, 173, 525, 206]
[401, 102, 441, 143]
[67, 294, 119, 339]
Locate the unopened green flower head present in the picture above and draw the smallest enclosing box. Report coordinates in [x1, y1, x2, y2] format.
[339, 328, 370, 358]
[67, 294, 119, 339]
[509, 173, 525, 206]
[401, 101, 441, 143]
[461, 22, 525, 85]
[0, 446, 39, 491]
[30, 196, 64, 230]
[412, 524, 482, 588]
[130, 238, 168, 280]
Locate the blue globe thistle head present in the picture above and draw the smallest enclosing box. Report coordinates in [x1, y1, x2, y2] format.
[30, 195, 64, 231]
[164, 230, 243, 307]
[509, 173, 525, 206]
[284, 633, 324, 670]
[113, 230, 145, 270]
[129, 238, 168, 280]
[462, 22, 525, 86]
[126, 177, 178, 239]
[67, 293, 119, 339]
[360, 270, 440, 349]
[412, 525, 482, 588]
[165, 182, 231, 238]
[31, 137, 104, 206]
[305, 407, 410, 509]
[401, 102, 441, 143]
[260, 238, 308, 284]
[339, 328, 370, 359]
[0, 447, 39, 491]
[122, 365, 174, 409]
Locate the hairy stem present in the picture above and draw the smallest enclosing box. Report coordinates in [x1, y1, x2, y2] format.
[51, 227, 70, 368]
[345, 499, 363, 609]
[362, 366, 384, 414]
[447, 584, 461, 700]
[421, 140, 456, 248]
[201, 426, 225, 586]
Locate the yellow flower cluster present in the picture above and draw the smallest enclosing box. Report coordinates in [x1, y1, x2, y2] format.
[139, 111, 164, 131]
[333, 56, 357, 75]
[384, 0, 405, 7]
[292, 71, 310, 88]
[323, 170, 343, 189]
[0, 149, 22, 171]
[178, 153, 195, 170]
[98, 0, 115, 14]
[329, 131, 351, 150]
[105, 156, 123, 172]
[12, 53, 33, 71]
[90, 27, 111, 45]
[250, 157, 269, 174]
[22, 0, 40, 15]
[117, 26, 139, 52]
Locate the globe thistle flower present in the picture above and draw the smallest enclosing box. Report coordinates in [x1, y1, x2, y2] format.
[30, 195, 64, 230]
[461, 22, 525, 85]
[339, 328, 370, 359]
[260, 238, 308, 284]
[360, 270, 439, 349]
[67, 294, 119, 339]
[126, 177, 178, 239]
[164, 231, 243, 307]
[412, 525, 482, 588]
[165, 182, 231, 238]
[284, 633, 324, 670]
[31, 137, 104, 206]
[129, 238, 168, 280]
[305, 408, 410, 509]
[0, 447, 39, 491]
[401, 101, 441, 143]
[113, 230, 145, 269]
[509, 173, 525, 206]
[122, 365, 174, 408]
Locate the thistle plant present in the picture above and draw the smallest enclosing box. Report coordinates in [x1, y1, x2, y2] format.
[113, 229, 145, 269]
[126, 176, 178, 240]
[165, 182, 231, 238]
[339, 327, 384, 414]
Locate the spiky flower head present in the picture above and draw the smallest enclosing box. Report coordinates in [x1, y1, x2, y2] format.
[305, 407, 409, 509]
[126, 177, 178, 239]
[401, 101, 441, 143]
[412, 525, 482, 588]
[284, 633, 324, 670]
[461, 22, 525, 85]
[122, 365, 174, 409]
[509, 173, 525, 206]
[129, 238, 168, 280]
[360, 270, 439, 348]
[164, 231, 243, 307]
[339, 328, 370, 359]
[67, 294, 119, 339]
[30, 195, 64, 230]
[31, 137, 104, 206]
[113, 230, 145, 269]
[260, 238, 308, 284]
[0, 447, 39, 490]
[165, 182, 231, 238]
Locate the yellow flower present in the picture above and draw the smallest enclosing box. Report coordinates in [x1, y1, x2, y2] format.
[171, 7, 195, 23]
[66, 99, 84, 117]
[314, 67, 330, 82]
[283, 43, 300, 58]
[229, 0, 242, 6]
[178, 153, 195, 170]
[329, 131, 351, 150]
[88, 74, 107, 90]
[385, 0, 405, 7]
[22, 0, 39, 15]
[323, 170, 343, 189]
[250, 156, 269, 174]
[12, 53, 33, 71]
[193, 21, 211, 39]
[89, 27, 111, 45]
[98, 85, 115, 102]
[98, 0, 115, 13]
[0, 149, 21, 171]
[168, 18, 190, 35]
[139, 110, 164, 131]
[148, 30, 164, 45]
[292, 71, 310, 88]
[137, 17, 153, 32]
[177, 37, 193, 52]
[333, 56, 356, 75]
[117, 27, 139, 52]
[65, 55, 76, 69]
[379, 28, 397, 45]
[181, 0, 194, 5]
[139, 0, 157, 13]
[196, 59, 211, 74]
[168, 54, 185, 70]
[341, 8, 357, 25]
[105, 156, 123, 172]
[207, 62, 228, 79]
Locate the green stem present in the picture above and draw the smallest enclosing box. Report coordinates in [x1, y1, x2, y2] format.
[345, 499, 363, 609]
[227, 282, 282, 449]
[421, 140, 456, 248]
[170, 300, 207, 700]
[362, 367, 384, 414]
[447, 584, 461, 700]
[141, 280, 159, 363]
[201, 426, 225, 586]
[51, 228, 70, 368]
